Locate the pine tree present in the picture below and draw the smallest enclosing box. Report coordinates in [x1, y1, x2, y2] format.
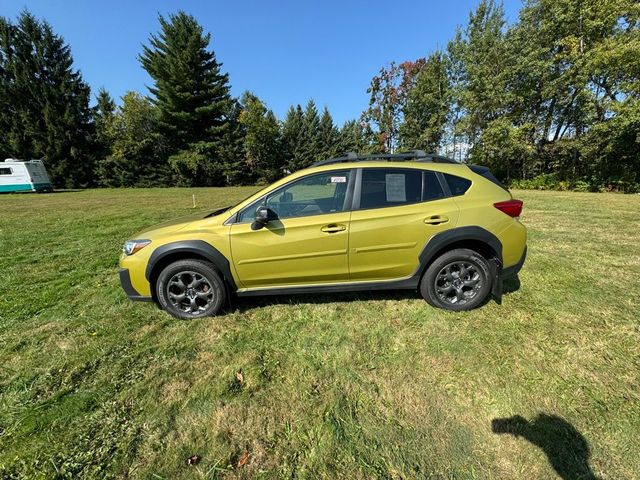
[318, 107, 338, 160]
[282, 104, 305, 172]
[218, 98, 246, 185]
[238, 91, 283, 183]
[0, 11, 93, 187]
[298, 99, 321, 169]
[140, 11, 232, 185]
[93, 88, 116, 162]
[336, 120, 368, 154]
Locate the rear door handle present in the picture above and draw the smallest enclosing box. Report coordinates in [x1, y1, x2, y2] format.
[424, 215, 449, 225]
[321, 223, 347, 233]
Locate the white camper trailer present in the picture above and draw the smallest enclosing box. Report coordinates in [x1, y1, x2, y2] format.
[0, 159, 53, 193]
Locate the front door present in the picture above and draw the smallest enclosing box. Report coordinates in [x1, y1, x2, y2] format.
[230, 170, 353, 288]
[348, 168, 460, 281]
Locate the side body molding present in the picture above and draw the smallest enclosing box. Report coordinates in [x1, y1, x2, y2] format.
[145, 240, 238, 291]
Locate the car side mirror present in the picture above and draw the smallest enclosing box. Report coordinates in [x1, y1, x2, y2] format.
[251, 206, 278, 230]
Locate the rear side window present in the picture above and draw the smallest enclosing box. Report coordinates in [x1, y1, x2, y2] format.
[444, 174, 472, 196]
[358, 169, 445, 209]
[0, 167, 12, 175]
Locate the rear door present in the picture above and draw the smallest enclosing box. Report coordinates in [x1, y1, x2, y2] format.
[348, 167, 459, 281]
[229, 169, 354, 288]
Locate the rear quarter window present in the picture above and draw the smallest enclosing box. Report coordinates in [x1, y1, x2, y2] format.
[443, 174, 472, 196]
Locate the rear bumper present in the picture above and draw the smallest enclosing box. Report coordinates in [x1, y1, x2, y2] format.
[119, 268, 153, 302]
[502, 245, 527, 279]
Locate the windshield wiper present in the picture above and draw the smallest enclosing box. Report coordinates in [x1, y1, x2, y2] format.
[205, 206, 231, 218]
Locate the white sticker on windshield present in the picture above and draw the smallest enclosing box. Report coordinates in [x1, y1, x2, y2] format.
[331, 176, 347, 183]
[386, 173, 406, 202]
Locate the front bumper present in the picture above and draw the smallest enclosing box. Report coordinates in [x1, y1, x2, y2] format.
[502, 245, 527, 279]
[119, 268, 153, 302]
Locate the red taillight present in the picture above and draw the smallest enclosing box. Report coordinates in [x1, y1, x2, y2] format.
[494, 199, 523, 218]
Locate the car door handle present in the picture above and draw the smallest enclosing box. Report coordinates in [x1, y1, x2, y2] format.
[424, 215, 449, 225]
[321, 223, 347, 233]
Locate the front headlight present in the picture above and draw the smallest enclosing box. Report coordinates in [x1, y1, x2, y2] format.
[123, 239, 151, 256]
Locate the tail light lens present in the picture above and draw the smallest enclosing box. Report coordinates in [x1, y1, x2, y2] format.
[494, 199, 523, 218]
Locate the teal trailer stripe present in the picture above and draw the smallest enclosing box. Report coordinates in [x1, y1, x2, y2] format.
[0, 183, 52, 193]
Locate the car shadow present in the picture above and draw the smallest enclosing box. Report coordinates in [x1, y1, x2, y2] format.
[503, 274, 521, 294]
[492, 413, 599, 480]
[227, 274, 521, 313]
[228, 289, 421, 313]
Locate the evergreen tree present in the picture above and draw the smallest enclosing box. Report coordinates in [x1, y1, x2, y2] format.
[140, 11, 232, 185]
[336, 120, 368, 154]
[93, 88, 116, 162]
[318, 106, 339, 160]
[298, 99, 321, 169]
[218, 98, 246, 185]
[0, 11, 93, 187]
[282, 104, 305, 172]
[238, 91, 283, 183]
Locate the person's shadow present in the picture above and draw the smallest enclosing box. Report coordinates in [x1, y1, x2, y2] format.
[492, 414, 599, 480]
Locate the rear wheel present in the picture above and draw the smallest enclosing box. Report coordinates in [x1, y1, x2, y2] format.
[420, 248, 492, 311]
[156, 259, 225, 319]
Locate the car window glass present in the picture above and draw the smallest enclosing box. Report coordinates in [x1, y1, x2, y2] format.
[423, 171, 445, 201]
[236, 170, 350, 222]
[359, 169, 422, 209]
[444, 174, 472, 196]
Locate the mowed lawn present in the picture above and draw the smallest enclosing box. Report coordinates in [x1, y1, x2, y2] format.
[1, 187, 639, 480]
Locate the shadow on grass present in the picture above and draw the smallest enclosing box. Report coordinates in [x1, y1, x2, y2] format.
[230, 274, 522, 313]
[230, 290, 421, 313]
[492, 413, 599, 480]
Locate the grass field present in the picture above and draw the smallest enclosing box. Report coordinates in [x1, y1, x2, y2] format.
[1, 187, 639, 479]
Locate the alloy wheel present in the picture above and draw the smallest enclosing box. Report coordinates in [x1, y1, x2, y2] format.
[434, 261, 483, 306]
[167, 271, 215, 315]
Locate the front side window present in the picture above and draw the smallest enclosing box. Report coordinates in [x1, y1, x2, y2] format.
[359, 169, 445, 209]
[237, 170, 351, 222]
[0, 167, 12, 175]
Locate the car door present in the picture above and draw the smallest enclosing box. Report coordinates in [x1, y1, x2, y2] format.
[348, 167, 460, 281]
[229, 169, 354, 288]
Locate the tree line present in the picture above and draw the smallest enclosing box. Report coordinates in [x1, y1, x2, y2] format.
[1, 1, 638, 191]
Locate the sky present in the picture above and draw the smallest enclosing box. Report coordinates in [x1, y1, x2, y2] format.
[3, 0, 522, 125]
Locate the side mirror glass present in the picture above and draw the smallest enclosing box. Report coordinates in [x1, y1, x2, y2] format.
[251, 206, 278, 230]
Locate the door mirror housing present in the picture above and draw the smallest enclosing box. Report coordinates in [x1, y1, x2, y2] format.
[251, 206, 278, 230]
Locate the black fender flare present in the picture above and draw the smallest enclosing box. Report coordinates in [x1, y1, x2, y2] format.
[145, 240, 237, 291]
[417, 226, 503, 275]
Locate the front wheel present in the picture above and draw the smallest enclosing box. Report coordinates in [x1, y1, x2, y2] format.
[156, 259, 226, 319]
[420, 249, 492, 311]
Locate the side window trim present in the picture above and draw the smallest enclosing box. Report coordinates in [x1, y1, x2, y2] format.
[351, 168, 363, 210]
[233, 168, 355, 224]
[436, 172, 452, 197]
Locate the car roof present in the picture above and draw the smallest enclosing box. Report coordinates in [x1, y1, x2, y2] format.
[300, 159, 471, 176]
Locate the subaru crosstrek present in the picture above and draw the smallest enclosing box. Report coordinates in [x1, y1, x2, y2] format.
[119, 151, 526, 319]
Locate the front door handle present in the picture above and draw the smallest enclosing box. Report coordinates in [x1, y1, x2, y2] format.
[424, 215, 449, 225]
[321, 223, 347, 233]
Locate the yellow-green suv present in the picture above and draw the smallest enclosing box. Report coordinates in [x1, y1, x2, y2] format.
[119, 152, 526, 319]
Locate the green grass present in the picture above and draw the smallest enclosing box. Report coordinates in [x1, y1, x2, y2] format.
[1, 188, 639, 479]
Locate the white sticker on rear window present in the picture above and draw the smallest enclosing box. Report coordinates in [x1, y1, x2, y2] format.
[331, 176, 347, 183]
[386, 173, 406, 202]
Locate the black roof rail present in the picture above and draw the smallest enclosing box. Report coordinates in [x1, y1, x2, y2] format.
[311, 150, 459, 167]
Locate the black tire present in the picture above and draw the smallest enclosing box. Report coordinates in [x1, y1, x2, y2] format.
[420, 248, 492, 311]
[156, 259, 225, 319]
